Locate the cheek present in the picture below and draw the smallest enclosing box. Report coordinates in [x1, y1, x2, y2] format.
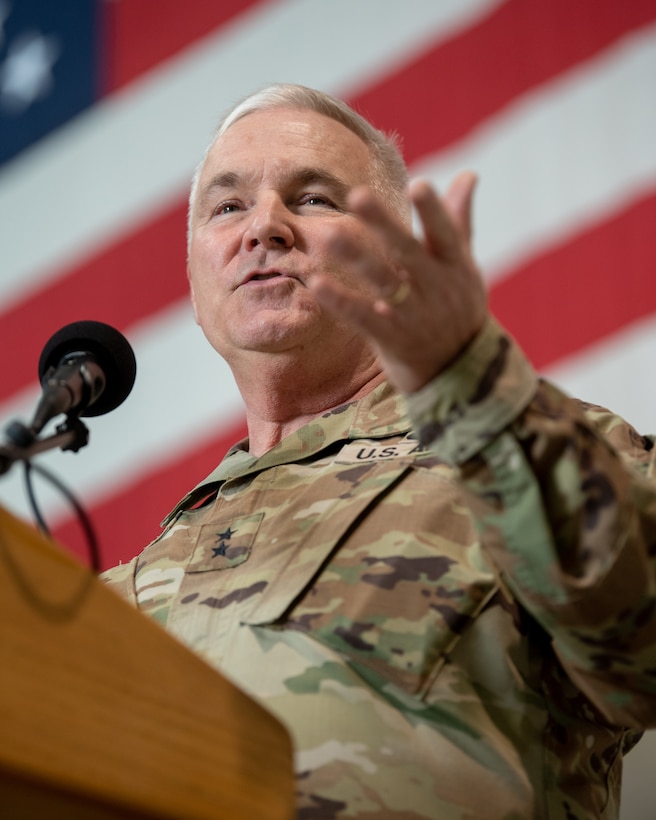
[187, 261, 227, 338]
[190, 279, 223, 330]
[189, 225, 234, 274]
[188, 242, 227, 301]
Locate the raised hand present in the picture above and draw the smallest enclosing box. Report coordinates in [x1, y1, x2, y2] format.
[309, 172, 488, 395]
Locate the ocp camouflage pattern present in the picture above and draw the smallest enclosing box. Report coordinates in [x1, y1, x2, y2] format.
[103, 318, 656, 819]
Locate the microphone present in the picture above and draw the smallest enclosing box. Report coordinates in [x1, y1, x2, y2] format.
[31, 320, 137, 435]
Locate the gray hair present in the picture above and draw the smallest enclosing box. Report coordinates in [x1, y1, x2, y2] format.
[187, 83, 410, 249]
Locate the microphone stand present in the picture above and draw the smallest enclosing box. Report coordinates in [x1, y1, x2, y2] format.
[0, 414, 101, 572]
[0, 416, 89, 477]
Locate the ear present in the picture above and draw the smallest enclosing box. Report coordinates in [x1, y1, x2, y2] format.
[187, 262, 200, 324]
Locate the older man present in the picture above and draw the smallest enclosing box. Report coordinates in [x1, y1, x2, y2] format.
[103, 84, 656, 819]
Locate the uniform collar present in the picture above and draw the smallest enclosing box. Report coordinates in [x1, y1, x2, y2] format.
[161, 380, 409, 526]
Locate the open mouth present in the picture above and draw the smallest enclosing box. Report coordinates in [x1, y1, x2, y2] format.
[250, 272, 282, 281]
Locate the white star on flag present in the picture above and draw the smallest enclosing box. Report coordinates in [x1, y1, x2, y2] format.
[0, 29, 59, 113]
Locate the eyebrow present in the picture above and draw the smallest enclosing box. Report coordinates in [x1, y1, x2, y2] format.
[197, 166, 352, 211]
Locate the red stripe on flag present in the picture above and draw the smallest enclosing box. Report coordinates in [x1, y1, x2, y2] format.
[489, 189, 656, 370]
[52, 417, 248, 570]
[0, 201, 189, 403]
[348, 0, 656, 165]
[103, 0, 267, 92]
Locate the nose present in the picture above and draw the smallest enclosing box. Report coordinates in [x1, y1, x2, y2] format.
[244, 195, 294, 250]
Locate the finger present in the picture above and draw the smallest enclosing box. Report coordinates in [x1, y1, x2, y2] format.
[345, 187, 421, 267]
[408, 179, 463, 262]
[443, 171, 478, 246]
[324, 233, 403, 299]
[308, 272, 393, 336]
[341, 188, 444, 303]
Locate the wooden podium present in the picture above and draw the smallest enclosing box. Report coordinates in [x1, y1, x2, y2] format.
[0, 506, 295, 819]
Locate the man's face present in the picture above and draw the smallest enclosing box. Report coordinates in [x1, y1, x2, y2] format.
[187, 107, 392, 368]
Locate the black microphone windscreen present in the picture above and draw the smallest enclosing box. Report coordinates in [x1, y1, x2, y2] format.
[38, 320, 137, 417]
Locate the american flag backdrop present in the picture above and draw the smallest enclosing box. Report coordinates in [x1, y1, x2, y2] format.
[1, 1, 655, 812]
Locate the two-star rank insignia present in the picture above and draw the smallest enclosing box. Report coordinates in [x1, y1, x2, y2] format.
[212, 526, 236, 558]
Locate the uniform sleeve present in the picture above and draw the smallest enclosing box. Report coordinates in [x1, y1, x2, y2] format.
[405, 317, 656, 729]
[100, 556, 139, 606]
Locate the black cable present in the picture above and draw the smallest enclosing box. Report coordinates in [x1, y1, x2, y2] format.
[23, 460, 101, 573]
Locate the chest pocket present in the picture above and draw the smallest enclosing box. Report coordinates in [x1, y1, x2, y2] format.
[243, 460, 499, 699]
[186, 512, 265, 572]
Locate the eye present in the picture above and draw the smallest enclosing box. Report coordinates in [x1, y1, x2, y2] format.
[300, 193, 336, 208]
[212, 200, 241, 216]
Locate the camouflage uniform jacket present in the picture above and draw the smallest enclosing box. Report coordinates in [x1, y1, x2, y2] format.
[102, 318, 656, 819]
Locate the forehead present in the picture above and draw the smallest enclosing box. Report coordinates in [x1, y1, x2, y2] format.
[200, 107, 375, 187]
